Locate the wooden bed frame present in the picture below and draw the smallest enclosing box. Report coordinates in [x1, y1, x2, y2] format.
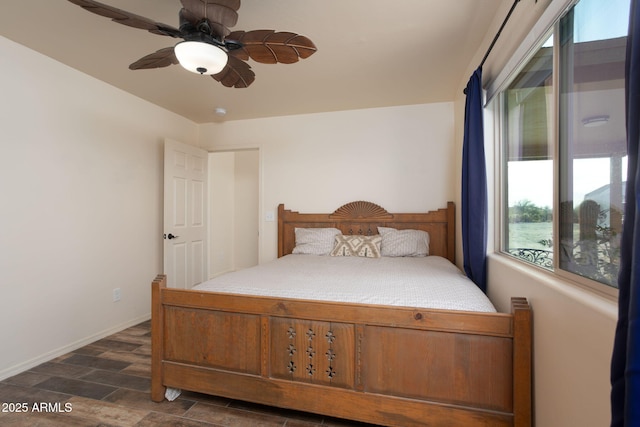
[151, 201, 532, 427]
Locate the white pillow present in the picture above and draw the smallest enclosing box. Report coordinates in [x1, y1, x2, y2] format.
[377, 227, 429, 257]
[292, 228, 342, 255]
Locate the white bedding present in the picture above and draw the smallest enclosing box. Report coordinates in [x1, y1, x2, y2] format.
[193, 254, 496, 313]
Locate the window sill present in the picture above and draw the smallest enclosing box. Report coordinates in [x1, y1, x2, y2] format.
[487, 252, 618, 321]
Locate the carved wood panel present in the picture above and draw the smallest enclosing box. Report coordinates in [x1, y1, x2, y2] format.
[270, 317, 355, 389]
[163, 307, 261, 374]
[361, 325, 513, 412]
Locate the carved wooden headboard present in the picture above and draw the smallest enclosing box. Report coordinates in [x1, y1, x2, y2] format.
[277, 201, 455, 263]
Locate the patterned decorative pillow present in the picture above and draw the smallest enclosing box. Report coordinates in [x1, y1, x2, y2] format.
[292, 228, 342, 255]
[378, 227, 430, 257]
[330, 235, 382, 258]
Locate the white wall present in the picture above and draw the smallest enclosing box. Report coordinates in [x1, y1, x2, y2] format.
[233, 150, 259, 270]
[199, 103, 456, 262]
[0, 36, 198, 379]
[452, 0, 617, 425]
[208, 150, 259, 277]
[209, 152, 236, 276]
[488, 256, 617, 427]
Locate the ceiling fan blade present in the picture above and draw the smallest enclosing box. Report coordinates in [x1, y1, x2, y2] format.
[180, 0, 240, 30]
[129, 47, 179, 70]
[67, 0, 182, 37]
[227, 30, 317, 64]
[212, 56, 255, 88]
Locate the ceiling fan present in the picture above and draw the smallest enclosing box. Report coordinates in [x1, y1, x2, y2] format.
[67, 0, 317, 88]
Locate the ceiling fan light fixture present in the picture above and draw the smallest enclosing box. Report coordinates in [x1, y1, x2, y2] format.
[174, 41, 228, 75]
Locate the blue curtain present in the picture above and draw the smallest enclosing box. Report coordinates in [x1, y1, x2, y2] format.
[461, 67, 488, 293]
[611, 0, 640, 425]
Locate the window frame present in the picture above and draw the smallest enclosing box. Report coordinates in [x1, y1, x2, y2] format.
[492, 5, 621, 300]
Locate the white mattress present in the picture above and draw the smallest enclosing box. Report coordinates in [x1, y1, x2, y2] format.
[193, 255, 496, 313]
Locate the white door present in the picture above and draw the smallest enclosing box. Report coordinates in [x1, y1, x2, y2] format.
[164, 139, 208, 289]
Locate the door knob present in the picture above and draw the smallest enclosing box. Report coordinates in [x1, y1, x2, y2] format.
[164, 233, 179, 240]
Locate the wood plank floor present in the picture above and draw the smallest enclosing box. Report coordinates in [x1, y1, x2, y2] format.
[0, 321, 378, 426]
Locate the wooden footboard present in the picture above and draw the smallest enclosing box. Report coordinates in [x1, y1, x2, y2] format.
[151, 274, 532, 427]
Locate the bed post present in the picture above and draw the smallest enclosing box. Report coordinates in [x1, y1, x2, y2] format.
[447, 201, 456, 264]
[511, 297, 533, 427]
[277, 203, 285, 258]
[151, 274, 166, 402]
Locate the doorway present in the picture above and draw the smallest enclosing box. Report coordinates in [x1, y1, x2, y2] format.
[209, 149, 259, 278]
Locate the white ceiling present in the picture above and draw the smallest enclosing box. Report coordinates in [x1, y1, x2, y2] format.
[0, 0, 503, 123]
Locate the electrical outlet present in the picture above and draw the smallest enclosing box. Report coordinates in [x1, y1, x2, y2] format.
[113, 288, 121, 302]
[265, 211, 275, 222]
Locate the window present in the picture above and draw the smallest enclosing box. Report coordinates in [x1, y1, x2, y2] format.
[503, 35, 554, 269]
[500, 0, 629, 290]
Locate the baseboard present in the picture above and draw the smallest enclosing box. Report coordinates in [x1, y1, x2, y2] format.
[0, 313, 151, 381]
